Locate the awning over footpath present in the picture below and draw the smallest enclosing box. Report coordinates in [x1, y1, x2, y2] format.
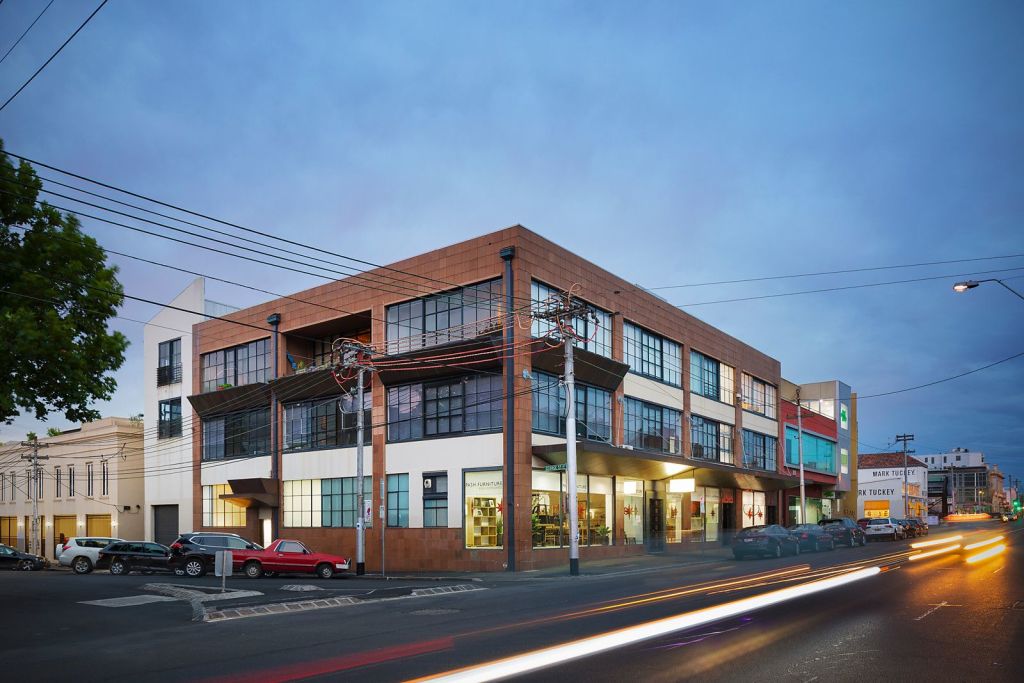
[221, 478, 280, 508]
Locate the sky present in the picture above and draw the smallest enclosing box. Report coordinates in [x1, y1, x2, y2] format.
[1, 1, 1022, 481]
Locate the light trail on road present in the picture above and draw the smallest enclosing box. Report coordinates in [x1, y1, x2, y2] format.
[965, 544, 1007, 564]
[908, 544, 962, 561]
[963, 535, 1003, 551]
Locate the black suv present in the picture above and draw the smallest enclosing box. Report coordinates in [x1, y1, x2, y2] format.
[168, 532, 262, 577]
[819, 518, 867, 547]
[96, 541, 173, 575]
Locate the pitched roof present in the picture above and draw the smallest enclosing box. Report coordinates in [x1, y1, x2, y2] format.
[859, 452, 928, 469]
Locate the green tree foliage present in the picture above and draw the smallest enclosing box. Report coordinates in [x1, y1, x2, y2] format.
[0, 139, 128, 424]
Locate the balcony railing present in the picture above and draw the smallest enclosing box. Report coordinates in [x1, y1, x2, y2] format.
[157, 364, 182, 386]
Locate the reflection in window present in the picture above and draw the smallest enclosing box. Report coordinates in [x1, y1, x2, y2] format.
[531, 371, 611, 442]
[743, 429, 778, 471]
[200, 339, 271, 392]
[690, 415, 733, 464]
[623, 398, 681, 454]
[741, 373, 777, 419]
[385, 279, 503, 354]
[465, 470, 502, 548]
[624, 323, 681, 386]
[202, 484, 246, 527]
[531, 281, 612, 358]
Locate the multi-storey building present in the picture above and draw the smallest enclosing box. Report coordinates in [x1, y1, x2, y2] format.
[778, 379, 855, 523]
[185, 226, 798, 571]
[857, 452, 929, 520]
[921, 448, 1004, 515]
[0, 418, 143, 559]
[143, 278, 237, 544]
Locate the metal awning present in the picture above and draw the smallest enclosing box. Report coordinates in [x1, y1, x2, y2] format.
[530, 342, 629, 391]
[187, 384, 271, 417]
[532, 440, 801, 490]
[222, 478, 280, 508]
[269, 367, 345, 402]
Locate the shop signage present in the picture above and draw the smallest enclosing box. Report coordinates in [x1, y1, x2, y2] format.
[544, 464, 567, 472]
[839, 403, 849, 430]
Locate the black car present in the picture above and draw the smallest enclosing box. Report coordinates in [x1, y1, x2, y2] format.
[904, 519, 928, 536]
[0, 543, 47, 571]
[96, 541, 173, 575]
[819, 517, 867, 547]
[732, 525, 800, 559]
[787, 524, 836, 552]
[168, 532, 262, 578]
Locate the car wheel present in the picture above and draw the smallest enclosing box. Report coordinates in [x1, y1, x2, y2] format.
[244, 561, 263, 579]
[109, 558, 129, 576]
[183, 558, 206, 578]
[72, 556, 93, 574]
[17, 559, 34, 571]
[316, 563, 335, 580]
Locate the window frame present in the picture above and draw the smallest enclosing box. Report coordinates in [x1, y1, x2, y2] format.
[530, 371, 612, 442]
[623, 322, 682, 387]
[157, 398, 183, 439]
[530, 280, 612, 358]
[200, 338, 271, 393]
[387, 375, 503, 443]
[385, 279, 503, 354]
[623, 397, 682, 454]
[689, 414, 734, 464]
[422, 472, 449, 528]
[741, 373, 778, 419]
[201, 407, 271, 461]
[387, 474, 410, 528]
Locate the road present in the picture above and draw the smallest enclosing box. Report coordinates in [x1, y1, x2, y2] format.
[1, 520, 1019, 682]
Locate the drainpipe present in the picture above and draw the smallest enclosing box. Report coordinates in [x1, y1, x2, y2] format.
[500, 246, 516, 571]
[267, 312, 281, 540]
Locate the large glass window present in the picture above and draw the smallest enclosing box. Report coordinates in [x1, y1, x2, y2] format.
[202, 484, 246, 527]
[387, 375, 502, 442]
[387, 474, 409, 527]
[531, 281, 612, 358]
[200, 338, 271, 392]
[202, 408, 270, 460]
[157, 398, 182, 439]
[423, 473, 448, 527]
[283, 393, 371, 452]
[741, 490, 767, 528]
[465, 470, 503, 548]
[157, 338, 182, 386]
[322, 477, 373, 528]
[386, 279, 503, 354]
[530, 471, 613, 547]
[531, 371, 611, 442]
[741, 373, 778, 419]
[282, 479, 321, 527]
[690, 415, 733, 464]
[690, 351, 734, 404]
[742, 429, 778, 471]
[623, 398, 681, 454]
[784, 427, 836, 474]
[623, 323, 682, 386]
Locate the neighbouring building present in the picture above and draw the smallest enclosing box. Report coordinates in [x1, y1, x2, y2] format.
[143, 278, 237, 544]
[921, 448, 1003, 516]
[778, 379, 855, 523]
[857, 452, 929, 520]
[185, 225, 803, 572]
[0, 418, 144, 559]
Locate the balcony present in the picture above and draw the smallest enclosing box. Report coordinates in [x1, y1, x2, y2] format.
[157, 364, 182, 387]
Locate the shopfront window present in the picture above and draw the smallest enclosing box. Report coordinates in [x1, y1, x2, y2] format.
[788, 496, 824, 524]
[529, 471, 613, 548]
[465, 470, 503, 549]
[741, 490, 767, 528]
[622, 479, 645, 545]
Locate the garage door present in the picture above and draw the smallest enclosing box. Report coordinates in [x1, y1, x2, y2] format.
[153, 505, 179, 545]
[86, 514, 112, 537]
[54, 515, 77, 548]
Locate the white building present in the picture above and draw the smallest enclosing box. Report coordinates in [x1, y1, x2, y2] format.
[856, 452, 929, 520]
[0, 418, 144, 559]
[143, 278, 237, 544]
[919, 447, 985, 470]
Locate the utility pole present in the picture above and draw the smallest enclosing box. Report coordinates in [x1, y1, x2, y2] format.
[895, 434, 915, 518]
[796, 388, 806, 524]
[335, 339, 375, 576]
[20, 439, 49, 557]
[532, 289, 592, 576]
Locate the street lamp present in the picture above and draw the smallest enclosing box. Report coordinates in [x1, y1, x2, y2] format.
[953, 278, 1024, 302]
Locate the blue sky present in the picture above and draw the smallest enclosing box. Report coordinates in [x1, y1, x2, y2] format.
[1, 1, 1022, 479]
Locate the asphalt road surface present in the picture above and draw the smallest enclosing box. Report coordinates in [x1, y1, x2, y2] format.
[1, 520, 1019, 682]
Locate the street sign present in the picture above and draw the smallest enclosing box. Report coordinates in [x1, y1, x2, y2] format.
[544, 464, 567, 472]
[214, 550, 233, 577]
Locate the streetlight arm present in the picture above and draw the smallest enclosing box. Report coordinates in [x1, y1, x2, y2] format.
[994, 279, 1024, 302]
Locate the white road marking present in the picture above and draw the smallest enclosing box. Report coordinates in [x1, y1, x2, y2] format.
[993, 566, 1005, 574]
[914, 601, 962, 621]
[80, 595, 179, 608]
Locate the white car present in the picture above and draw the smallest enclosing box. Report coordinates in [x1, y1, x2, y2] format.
[862, 517, 905, 541]
[57, 537, 123, 574]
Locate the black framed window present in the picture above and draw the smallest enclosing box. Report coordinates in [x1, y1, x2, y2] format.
[387, 474, 409, 527]
[531, 371, 612, 442]
[386, 279, 503, 354]
[157, 338, 182, 386]
[157, 398, 182, 439]
[200, 339, 271, 392]
[743, 429, 777, 471]
[202, 408, 270, 460]
[690, 415, 733, 464]
[624, 398, 681, 454]
[423, 473, 448, 527]
[623, 323, 682, 386]
[741, 373, 777, 419]
[387, 375, 502, 442]
[530, 281, 612, 358]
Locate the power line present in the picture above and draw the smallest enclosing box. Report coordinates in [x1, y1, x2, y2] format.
[0, 0, 55, 67]
[0, 0, 108, 113]
[857, 350, 1024, 399]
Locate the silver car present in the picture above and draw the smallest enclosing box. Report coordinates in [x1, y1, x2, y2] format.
[57, 537, 123, 574]
[863, 517, 905, 541]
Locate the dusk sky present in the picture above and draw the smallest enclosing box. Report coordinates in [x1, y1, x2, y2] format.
[1, 1, 1021, 478]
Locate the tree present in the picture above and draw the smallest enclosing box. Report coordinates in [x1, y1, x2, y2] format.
[0, 139, 128, 425]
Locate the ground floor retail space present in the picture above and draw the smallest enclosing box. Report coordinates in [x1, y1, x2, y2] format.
[0, 512, 126, 559]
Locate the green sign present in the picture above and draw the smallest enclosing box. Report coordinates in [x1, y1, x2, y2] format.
[544, 464, 567, 472]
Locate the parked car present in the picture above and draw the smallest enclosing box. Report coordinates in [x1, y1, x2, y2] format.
[57, 536, 124, 574]
[862, 517, 906, 541]
[732, 525, 800, 559]
[856, 518, 871, 530]
[96, 541, 174, 575]
[904, 519, 928, 537]
[237, 539, 351, 579]
[819, 518, 867, 547]
[168, 532, 263, 578]
[787, 524, 836, 552]
[0, 543, 48, 571]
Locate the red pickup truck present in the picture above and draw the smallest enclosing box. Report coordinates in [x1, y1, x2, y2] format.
[235, 539, 350, 579]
